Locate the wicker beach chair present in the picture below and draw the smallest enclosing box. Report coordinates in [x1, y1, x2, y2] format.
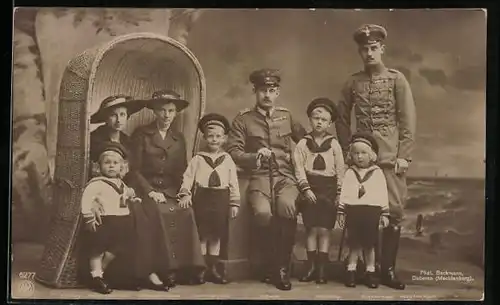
[35, 33, 206, 288]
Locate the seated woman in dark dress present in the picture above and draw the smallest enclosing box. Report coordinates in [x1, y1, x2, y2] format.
[129, 90, 206, 286]
[86, 95, 173, 292]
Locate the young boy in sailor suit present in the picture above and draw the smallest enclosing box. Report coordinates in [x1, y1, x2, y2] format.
[177, 113, 240, 284]
[337, 132, 390, 289]
[293, 98, 345, 284]
[81, 142, 142, 294]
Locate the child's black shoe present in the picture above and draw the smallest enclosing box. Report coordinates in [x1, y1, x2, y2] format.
[344, 270, 356, 287]
[91, 277, 113, 294]
[365, 271, 379, 289]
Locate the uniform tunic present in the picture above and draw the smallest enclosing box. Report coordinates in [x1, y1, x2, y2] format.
[293, 134, 345, 229]
[226, 106, 307, 221]
[336, 65, 416, 223]
[339, 165, 390, 248]
[179, 151, 240, 239]
[129, 121, 205, 271]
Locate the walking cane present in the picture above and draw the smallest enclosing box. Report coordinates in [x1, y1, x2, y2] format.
[267, 152, 281, 280]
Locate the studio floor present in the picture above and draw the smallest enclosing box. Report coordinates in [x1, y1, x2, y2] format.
[10, 242, 484, 301]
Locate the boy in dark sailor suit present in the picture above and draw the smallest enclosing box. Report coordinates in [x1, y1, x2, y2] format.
[178, 113, 240, 285]
[293, 97, 345, 284]
[226, 68, 307, 291]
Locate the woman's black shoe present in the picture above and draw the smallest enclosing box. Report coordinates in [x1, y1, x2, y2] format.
[344, 270, 356, 288]
[163, 273, 177, 288]
[90, 277, 113, 294]
[143, 280, 170, 291]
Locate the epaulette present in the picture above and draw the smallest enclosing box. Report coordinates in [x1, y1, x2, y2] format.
[275, 106, 290, 112]
[351, 70, 364, 77]
[238, 108, 252, 116]
[388, 68, 400, 74]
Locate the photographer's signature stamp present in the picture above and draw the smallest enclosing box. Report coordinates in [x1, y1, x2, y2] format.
[412, 270, 475, 283]
[13, 272, 35, 298]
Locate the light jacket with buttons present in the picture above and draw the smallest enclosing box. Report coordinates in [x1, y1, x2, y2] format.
[336, 66, 416, 167]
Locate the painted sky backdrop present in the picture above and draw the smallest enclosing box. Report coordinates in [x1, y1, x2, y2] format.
[186, 9, 486, 178]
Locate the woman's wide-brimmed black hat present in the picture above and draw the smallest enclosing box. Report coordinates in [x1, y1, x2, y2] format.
[90, 95, 145, 124]
[141, 89, 190, 111]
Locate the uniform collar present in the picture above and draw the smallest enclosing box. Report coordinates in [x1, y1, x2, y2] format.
[351, 164, 379, 173]
[255, 106, 275, 118]
[198, 151, 226, 158]
[304, 132, 334, 142]
[364, 63, 387, 76]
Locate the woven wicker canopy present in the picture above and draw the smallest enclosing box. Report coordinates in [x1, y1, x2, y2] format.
[36, 33, 206, 288]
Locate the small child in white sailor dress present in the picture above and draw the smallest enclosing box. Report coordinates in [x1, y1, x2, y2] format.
[80, 142, 142, 294]
[337, 132, 390, 289]
[177, 113, 240, 285]
[294, 98, 345, 284]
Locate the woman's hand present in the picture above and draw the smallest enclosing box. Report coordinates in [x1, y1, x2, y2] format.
[230, 206, 239, 219]
[304, 189, 317, 204]
[148, 191, 166, 204]
[337, 212, 346, 229]
[178, 195, 192, 209]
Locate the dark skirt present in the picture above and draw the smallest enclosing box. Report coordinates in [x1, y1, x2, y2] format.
[102, 200, 173, 287]
[193, 186, 230, 240]
[299, 174, 338, 229]
[345, 205, 382, 249]
[83, 215, 134, 257]
[147, 194, 206, 270]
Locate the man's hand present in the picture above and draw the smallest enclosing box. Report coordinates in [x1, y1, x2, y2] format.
[257, 147, 273, 161]
[230, 206, 239, 219]
[277, 200, 297, 219]
[337, 213, 346, 229]
[178, 195, 192, 209]
[395, 158, 409, 175]
[148, 191, 167, 204]
[304, 189, 317, 204]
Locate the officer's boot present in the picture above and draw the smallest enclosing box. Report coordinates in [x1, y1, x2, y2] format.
[380, 224, 406, 290]
[207, 255, 228, 284]
[274, 217, 296, 291]
[316, 252, 328, 284]
[298, 251, 317, 282]
[258, 224, 273, 284]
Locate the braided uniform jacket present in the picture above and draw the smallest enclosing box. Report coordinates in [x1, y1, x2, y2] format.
[336, 67, 416, 167]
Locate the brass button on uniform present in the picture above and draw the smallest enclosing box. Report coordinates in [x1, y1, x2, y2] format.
[170, 222, 175, 227]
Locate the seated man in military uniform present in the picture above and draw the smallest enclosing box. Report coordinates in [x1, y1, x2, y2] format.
[226, 69, 307, 291]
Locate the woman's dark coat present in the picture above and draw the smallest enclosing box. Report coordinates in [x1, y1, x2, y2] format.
[129, 121, 205, 271]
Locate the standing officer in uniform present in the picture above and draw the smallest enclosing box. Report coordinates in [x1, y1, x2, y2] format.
[335, 24, 416, 290]
[226, 69, 307, 291]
